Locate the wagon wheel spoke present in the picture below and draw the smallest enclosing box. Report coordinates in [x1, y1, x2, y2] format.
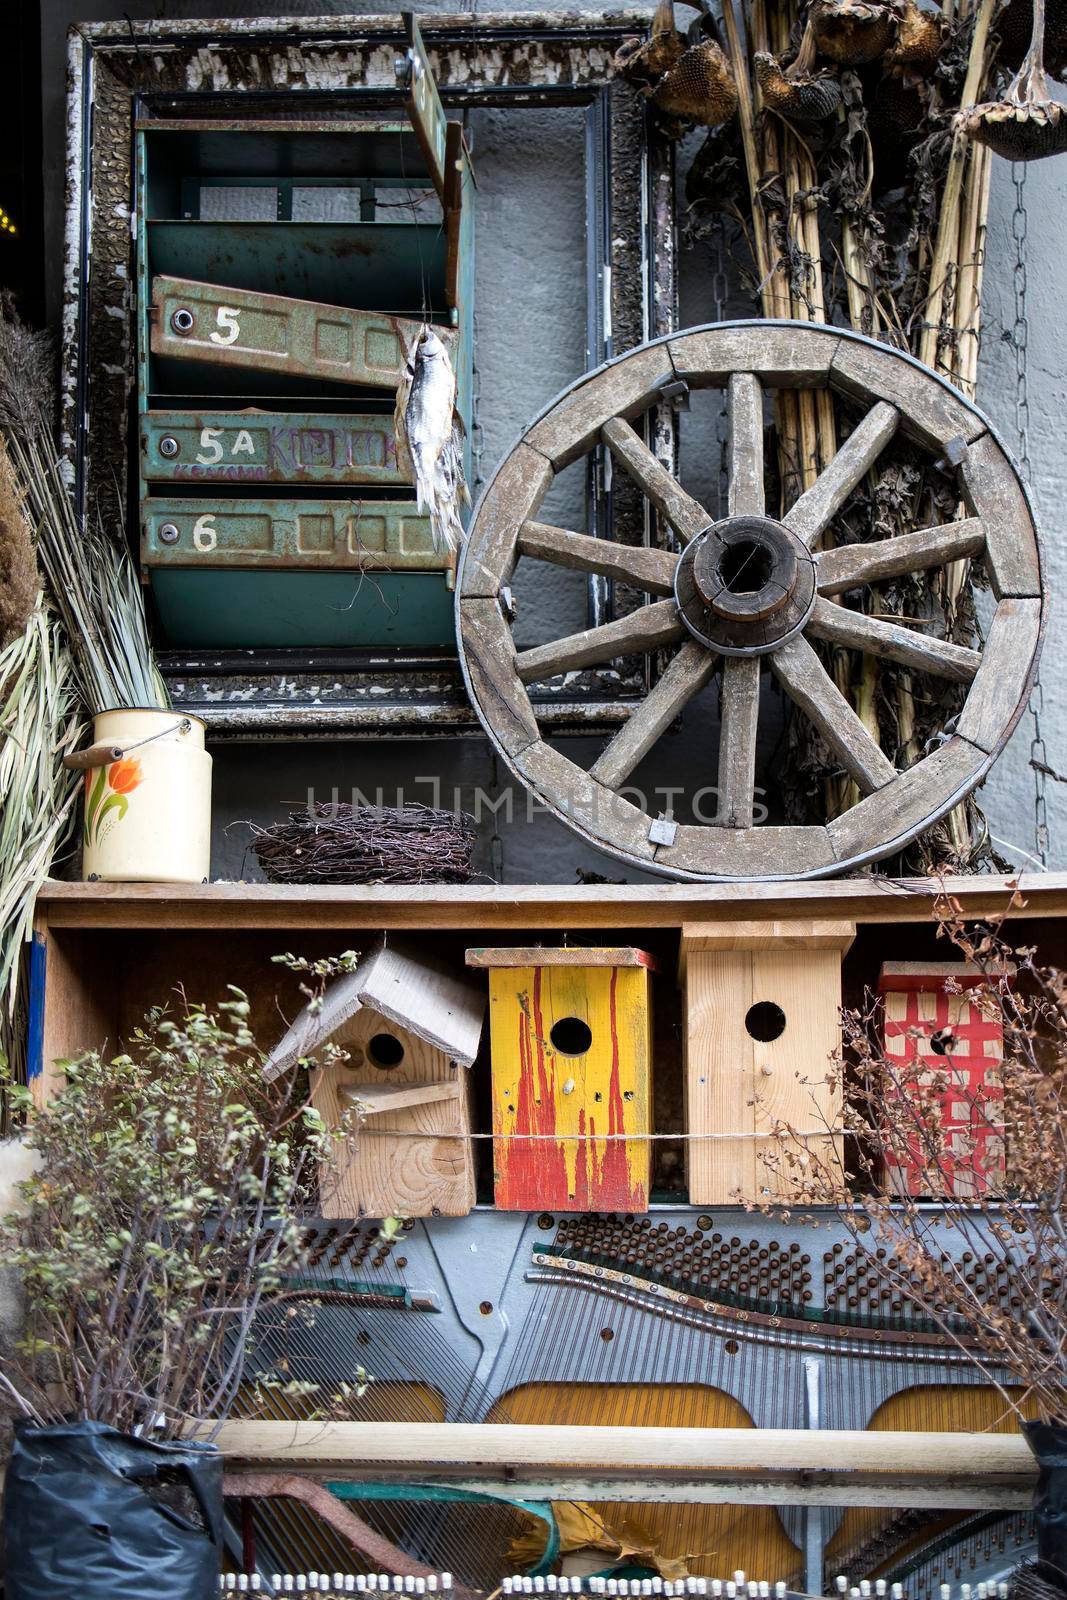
[727, 373, 765, 517]
[517, 520, 679, 595]
[459, 320, 1043, 881]
[601, 417, 712, 543]
[590, 640, 719, 789]
[716, 655, 761, 827]
[514, 599, 686, 683]
[771, 633, 897, 794]
[806, 596, 982, 683]
[783, 401, 899, 551]
[816, 518, 986, 595]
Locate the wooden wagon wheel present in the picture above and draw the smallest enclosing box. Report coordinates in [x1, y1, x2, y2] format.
[456, 321, 1044, 881]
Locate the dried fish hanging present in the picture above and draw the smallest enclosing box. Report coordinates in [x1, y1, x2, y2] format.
[393, 327, 470, 556]
[621, 0, 1045, 868]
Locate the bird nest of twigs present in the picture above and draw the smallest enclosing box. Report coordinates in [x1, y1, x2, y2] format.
[250, 802, 478, 886]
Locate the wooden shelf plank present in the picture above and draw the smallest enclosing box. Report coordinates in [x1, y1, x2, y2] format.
[34, 873, 1067, 930]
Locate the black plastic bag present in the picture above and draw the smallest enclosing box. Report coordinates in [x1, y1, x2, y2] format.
[1026, 1420, 1067, 1589]
[4, 1420, 223, 1600]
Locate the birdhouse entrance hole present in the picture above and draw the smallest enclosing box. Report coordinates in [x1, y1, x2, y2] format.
[744, 1001, 787, 1043]
[549, 1016, 594, 1057]
[368, 1032, 406, 1069]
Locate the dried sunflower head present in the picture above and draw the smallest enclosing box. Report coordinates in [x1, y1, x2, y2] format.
[614, 0, 685, 87]
[883, 0, 944, 76]
[651, 39, 740, 127]
[811, 0, 904, 65]
[956, 93, 1067, 158]
[755, 51, 845, 123]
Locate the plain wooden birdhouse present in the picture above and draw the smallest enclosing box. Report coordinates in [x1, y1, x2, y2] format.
[264, 939, 485, 1220]
[679, 920, 855, 1206]
[466, 945, 656, 1213]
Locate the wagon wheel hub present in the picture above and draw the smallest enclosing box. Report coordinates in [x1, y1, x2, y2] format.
[678, 515, 816, 655]
[457, 320, 1044, 882]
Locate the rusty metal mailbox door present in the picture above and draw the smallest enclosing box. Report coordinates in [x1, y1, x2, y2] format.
[136, 75, 474, 650]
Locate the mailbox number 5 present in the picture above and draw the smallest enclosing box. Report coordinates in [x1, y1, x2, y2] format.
[193, 514, 218, 552]
[209, 306, 241, 346]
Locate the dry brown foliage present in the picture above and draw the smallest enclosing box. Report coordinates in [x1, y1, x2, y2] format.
[758, 888, 1067, 1423]
[0, 433, 38, 649]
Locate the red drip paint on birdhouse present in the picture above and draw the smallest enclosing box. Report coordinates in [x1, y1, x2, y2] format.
[493, 961, 649, 1212]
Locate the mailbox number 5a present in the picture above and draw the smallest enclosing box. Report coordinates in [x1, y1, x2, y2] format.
[209, 306, 241, 346]
[193, 513, 218, 552]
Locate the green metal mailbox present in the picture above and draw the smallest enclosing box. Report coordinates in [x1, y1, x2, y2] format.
[135, 28, 474, 650]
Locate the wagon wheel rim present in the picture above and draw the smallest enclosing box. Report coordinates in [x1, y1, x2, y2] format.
[456, 320, 1044, 882]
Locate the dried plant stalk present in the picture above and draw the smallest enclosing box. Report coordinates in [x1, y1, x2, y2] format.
[757, 893, 1067, 1424]
[722, 0, 775, 300]
[0, 435, 38, 650]
[919, 0, 998, 373]
[0, 312, 166, 715]
[0, 600, 83, 1081]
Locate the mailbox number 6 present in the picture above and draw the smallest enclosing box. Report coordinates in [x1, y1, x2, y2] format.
[209, 306, 241, 346]
[193, 514, 218, 552]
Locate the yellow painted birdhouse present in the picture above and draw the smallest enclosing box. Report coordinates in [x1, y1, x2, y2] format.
[679, 920, 855, 1205]
[465, 946, 656, 1212]
[264, 939, 485, 1220]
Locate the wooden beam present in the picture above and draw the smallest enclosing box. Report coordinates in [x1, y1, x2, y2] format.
[203, 1421, 1035, 1488]
[33, 873, 1067, 931]
[224, 1467, 1033, 1513]
[716, 656, 760, 827]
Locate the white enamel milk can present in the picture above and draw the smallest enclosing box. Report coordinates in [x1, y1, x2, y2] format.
[71, 709, 212, 883]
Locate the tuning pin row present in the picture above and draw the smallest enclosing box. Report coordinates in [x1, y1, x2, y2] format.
[503, 1579, 791, 1598]
[220, 1576, 453, 1595]
[833, 1580, 1010, 1600]
[502, 1580, 1015, 1600]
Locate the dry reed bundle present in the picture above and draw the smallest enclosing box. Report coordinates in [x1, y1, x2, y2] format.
[0, 303, 165, 1097]
[0, 435, 37, 649]
[654, 0, 1020, 865]
[0, 599, 83, 1085]
[251, 802, 477, 886]
[0, 309, 166, 715]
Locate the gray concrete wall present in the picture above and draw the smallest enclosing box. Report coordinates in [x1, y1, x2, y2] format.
[40, 0, 1067, 883]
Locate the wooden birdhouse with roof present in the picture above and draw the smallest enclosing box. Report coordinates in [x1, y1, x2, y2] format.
[878, 960, 1010, 1199]
[465, 945, 656, 1213]
[264, 938, 485, 1221]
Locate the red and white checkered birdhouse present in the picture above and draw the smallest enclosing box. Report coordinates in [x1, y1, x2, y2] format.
[878, 961, 1007, 1199]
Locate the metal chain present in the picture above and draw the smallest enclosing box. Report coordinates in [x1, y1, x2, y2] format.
[1011, 163, 1049, 867]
